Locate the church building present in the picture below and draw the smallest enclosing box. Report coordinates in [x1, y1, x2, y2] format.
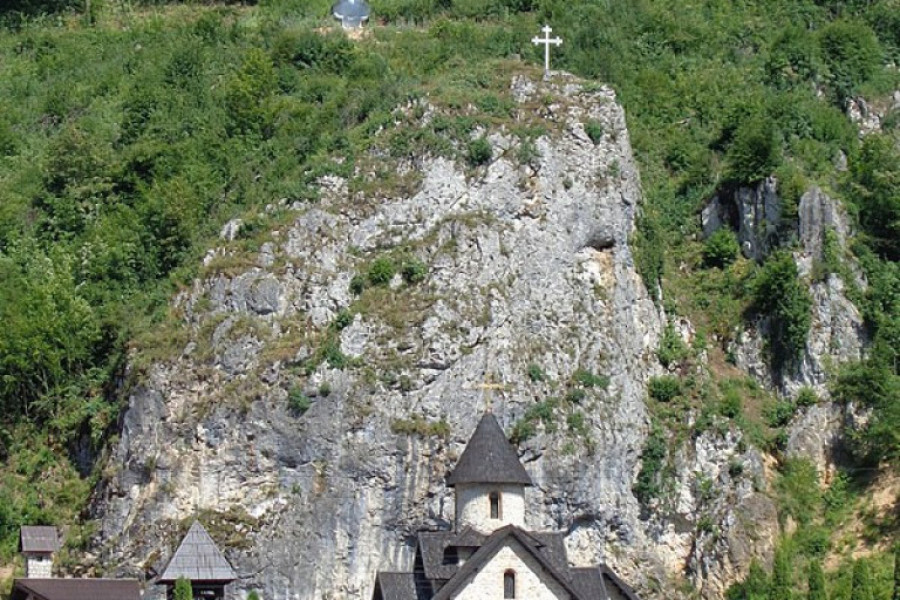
[372, 412, 641, 600]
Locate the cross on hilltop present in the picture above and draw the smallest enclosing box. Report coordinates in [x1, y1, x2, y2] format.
[532, 25, 562, 79]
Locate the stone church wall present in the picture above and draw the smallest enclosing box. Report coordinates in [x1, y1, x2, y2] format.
[451, 540, 569, 600]
[456, 485, 525, 533]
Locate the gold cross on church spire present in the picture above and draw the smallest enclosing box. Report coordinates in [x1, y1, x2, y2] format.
[470, 372, 509, 413]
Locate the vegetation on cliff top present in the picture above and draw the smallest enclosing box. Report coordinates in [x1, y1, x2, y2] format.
[0, 0, 897, 593]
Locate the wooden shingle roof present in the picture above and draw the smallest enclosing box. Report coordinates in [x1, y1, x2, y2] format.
[11, 579, 140, 600]
[373, 572, 417, 600]
[20, 527, 60, 553]
[158, 521, 236, 583]
[446, 412, 532, 487]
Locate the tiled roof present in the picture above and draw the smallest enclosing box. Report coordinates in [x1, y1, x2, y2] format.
[11, 579, 139, 600]
[446, 413, 532, 487]
[158, 521, 236, 583]
[20, 527, 59, 553]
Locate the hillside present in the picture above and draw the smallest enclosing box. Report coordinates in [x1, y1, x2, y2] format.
[0, 1, 898, 600]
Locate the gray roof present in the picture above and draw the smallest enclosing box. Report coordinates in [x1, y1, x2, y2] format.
[373, 572, 417, 600]
[20, 527, 59, 553]
[447, 412, 532, 487]
[571, 566, 643, 600]
[430, 526, 584, 600]
[11, 579, 140, 600]
[158, 521, 236, 583]
[418, 532, 457, 582]
[392, 525, 642, 600]
[332, 0, 370, 19]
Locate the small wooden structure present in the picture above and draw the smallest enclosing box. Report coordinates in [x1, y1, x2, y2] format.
[20, 527, 59, 579]
[157, 521, 237, 600]
[11, 578, 141, 600]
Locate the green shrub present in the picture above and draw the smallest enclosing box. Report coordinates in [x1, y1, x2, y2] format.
[726, 113, 782, 184]
[175, 578, 193, 600]
[818, 20, 883, 104]
[572, 369, 609, 389]
[766, 399, 797, 428]
[751, 251, 812, 371]
[720, 388, 743, 419]
[776, 458, 820, 525]
[400, 258, 427, 284]
[565, 388, 586, 404]
[648, 376, 682, 402]
[657, 323, 689, 368]
[367, 258, 396, 286]
[288, 387, 311, 415]
[466, 137, 492, 166]
[633, 425, 667, 505]
[703, 229, 741, 268]
[567, 411, 587, 435]
[332, 310, 354, 331]
[796, 387, 818, 407]
[349, 275, 367, 295]
[526, 363, 546, 382]
[847, 135, 900, 261]
[584, 120, 604, 144]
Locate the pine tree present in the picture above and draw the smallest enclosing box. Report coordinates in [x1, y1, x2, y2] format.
[174, 578, 193, 600]
[851, 560, 873, 600]
[808, 561, 826, 600]
[771, 547, 793, 600]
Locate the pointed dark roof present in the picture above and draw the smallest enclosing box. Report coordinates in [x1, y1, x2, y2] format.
[430, 526, 584, 600]
[158, 521, 236, 583]
[373, 572, 417, 600]
[20, 527, 59, 553]
[11, 579, 140, 600]
[446, 412, 532, 487]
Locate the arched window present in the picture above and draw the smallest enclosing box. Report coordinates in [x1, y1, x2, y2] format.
[489, 491, 501, 519]
[504, 571, 516, 599]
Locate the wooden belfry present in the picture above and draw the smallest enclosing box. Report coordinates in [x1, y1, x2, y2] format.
[157, 522, 236, 600]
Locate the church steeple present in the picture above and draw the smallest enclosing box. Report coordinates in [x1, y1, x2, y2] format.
[448, 412, 531, 533]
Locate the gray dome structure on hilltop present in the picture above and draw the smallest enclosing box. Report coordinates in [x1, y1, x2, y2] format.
[332, 0, 370, 28]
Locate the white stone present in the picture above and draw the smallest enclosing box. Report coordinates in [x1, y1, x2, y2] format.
[455, 484, 526, 533]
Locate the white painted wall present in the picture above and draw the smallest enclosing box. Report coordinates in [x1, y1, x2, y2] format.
[25, 554, 52, 578]
[450, 539, 569, 600]
[455, 484, 525, 533]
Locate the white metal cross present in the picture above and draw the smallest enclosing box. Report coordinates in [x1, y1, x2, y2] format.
[532, 25, 562, 78]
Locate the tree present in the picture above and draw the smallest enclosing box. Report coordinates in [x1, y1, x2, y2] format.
[703, 229, 741, 268]
[174, 578, 193, 600]
[248, 591, 260, 600]
[892, 546, 899, 600]
[770, 546, 793, 600]
[751, 251, 812, 372]
[809, 561, 826, 600]
[851, 560, 873, 600]
[726, 113, 782, 184]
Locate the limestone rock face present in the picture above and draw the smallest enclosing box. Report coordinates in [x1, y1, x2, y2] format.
[88, 74, 845, 600]
[701, 178, 780, 262]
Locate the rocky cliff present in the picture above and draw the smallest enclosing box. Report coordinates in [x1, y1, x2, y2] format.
[89, 73, 863, 600]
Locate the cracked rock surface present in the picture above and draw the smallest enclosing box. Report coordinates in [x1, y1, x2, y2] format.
[90, 74, 831, 600]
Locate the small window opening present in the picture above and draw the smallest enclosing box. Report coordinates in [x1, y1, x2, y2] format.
[504, 571, 516, 599]
[489, 491, 501, 519]
[442, 547, 459, 565]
